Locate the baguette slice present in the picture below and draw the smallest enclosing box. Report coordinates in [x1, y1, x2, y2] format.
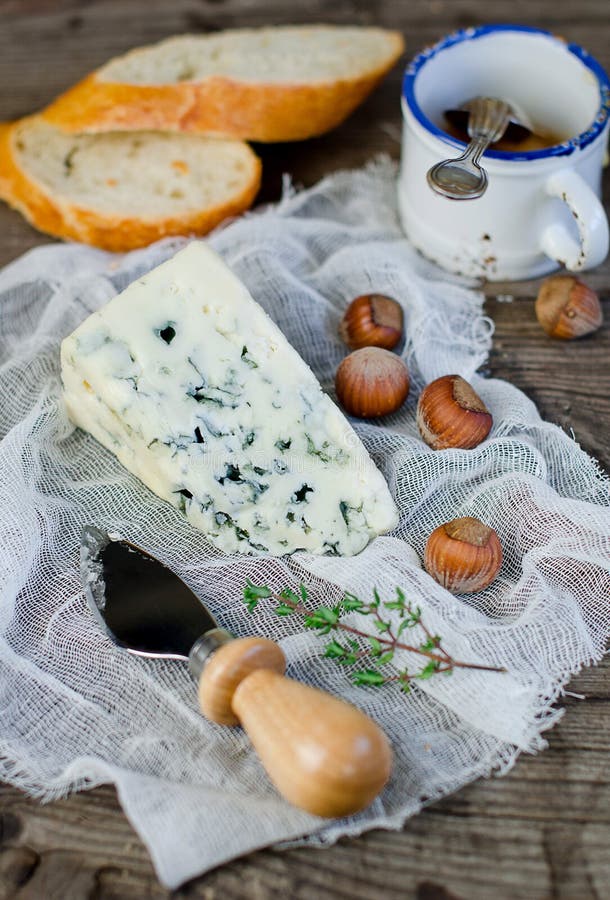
[0, 116, 261, 252]
[42, 25, 405, 142]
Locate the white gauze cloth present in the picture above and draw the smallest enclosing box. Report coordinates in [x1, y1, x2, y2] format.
[0, 160, 609, 889]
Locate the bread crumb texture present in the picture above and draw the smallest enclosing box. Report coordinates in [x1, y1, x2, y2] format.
[99, 26, 403, 85]
[14, 118, 256, 216]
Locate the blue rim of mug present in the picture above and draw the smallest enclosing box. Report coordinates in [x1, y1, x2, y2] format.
[402, 24, 610, 160]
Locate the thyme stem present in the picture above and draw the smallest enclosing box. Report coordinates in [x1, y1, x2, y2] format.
[265, 589, 506, 676]
[243, 580, 507, 691]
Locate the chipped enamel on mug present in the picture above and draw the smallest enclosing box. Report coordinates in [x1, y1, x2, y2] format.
[398, 25, 610, 280]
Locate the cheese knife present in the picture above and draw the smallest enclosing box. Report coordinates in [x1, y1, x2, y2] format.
[81, 526, 392, 818]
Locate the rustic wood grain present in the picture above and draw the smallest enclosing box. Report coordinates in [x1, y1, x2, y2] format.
[0, 1, 609, 898]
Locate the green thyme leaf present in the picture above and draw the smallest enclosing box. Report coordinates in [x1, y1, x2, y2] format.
[397, 619, 417, 636]
[418, 660, 441, 680]
[385, 587, 407, 612]
[279, 587, 300, 605]
[324, 639, 347, 659]
[384, 599, 405, 611]
[341, 592, 365, 613]
[351, 669, 386, 687]
[275, 603, 295, 617]
[400, 677, 412, 694]
[420, 636, 441, 652]
[377, 650, 395, 666]
[243, 579, 272, 600]
[303, 607, 340, 630]
[367, 636, 382, 656]
[340, 653, 359, 666]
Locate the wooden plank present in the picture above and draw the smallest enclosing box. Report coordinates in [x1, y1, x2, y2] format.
[1, 662, 609, 898]
[0, 1, 609, 898]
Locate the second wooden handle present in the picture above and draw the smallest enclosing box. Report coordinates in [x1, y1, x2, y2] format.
[198, 636, 392, 818]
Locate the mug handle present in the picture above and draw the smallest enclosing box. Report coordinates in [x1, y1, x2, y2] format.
[540, 169, 609, 271]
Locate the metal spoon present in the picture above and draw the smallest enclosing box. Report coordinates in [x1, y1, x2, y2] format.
[427, 97, 513, 200]
[443, 106, 532, 147]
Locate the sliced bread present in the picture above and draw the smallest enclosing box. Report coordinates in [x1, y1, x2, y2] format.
[0, 116, 261, 251]
[42, 25, 405, 141]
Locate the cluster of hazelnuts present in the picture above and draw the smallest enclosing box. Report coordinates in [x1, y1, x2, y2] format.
[335, 274, 603, 420]
[335, 291, 501, 595]
[335, 293, 493, 439]
[334, 274, 603, 595]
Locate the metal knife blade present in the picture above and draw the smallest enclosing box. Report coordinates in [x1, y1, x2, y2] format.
[80, 525, 221, 660]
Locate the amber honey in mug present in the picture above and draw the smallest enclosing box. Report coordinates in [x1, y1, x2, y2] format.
[442, 112, 567, 153]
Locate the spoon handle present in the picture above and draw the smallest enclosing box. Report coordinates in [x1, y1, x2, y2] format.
[197, 635, 393, 818]
[467, 96, 512, 143]
[453, 97, 512, 166]
[452, 134, 491, 168]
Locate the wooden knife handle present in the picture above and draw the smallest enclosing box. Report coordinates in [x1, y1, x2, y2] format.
[197, 636, 392, 818]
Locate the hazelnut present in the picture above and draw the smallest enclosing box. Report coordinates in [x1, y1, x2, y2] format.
[424, 516, 503, 593]
[417, 375, 492, 450]
[335, 347, 410, 418]
[535, 275, 602, 339]
[339, 294, 403, 351]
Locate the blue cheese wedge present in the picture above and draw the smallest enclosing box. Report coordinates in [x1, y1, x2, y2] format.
[61, 242, 399, 555]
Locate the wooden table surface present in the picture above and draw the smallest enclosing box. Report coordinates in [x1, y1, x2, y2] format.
[1, 2, 609, 898]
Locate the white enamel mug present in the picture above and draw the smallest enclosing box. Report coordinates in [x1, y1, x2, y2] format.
[398, 25, 610, 280]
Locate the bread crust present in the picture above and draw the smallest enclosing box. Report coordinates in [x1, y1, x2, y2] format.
[42, 32, 405, 141]
[0, 118, 262, 252]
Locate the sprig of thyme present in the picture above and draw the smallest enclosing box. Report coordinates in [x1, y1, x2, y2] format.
[243, 580, 506, 692]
